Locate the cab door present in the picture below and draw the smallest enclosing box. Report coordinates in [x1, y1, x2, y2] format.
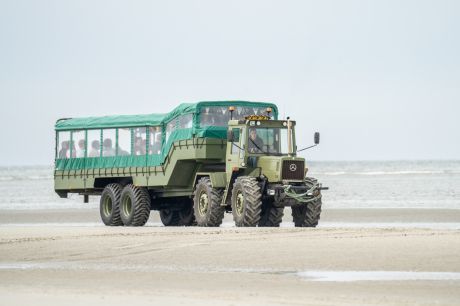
[226, 127, 245, 175]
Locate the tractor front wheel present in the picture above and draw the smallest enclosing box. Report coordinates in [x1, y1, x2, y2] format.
[231, 176, 262, 227]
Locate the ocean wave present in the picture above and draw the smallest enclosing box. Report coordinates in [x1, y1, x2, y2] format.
[0, 175, 53, 181]
[318, 170, 460, 176]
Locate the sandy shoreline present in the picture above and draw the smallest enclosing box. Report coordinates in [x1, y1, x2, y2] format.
[2, 207, 460, 225]
[1, 208, 460, 305]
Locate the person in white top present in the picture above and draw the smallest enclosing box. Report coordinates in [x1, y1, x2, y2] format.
[76, 139, 86, 158]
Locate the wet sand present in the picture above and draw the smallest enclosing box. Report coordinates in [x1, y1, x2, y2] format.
[1, 208, 460, 305]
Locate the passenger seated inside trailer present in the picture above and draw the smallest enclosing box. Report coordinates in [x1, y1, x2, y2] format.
[89, 140, 100, 157]
[102, 139, 115, 157]
[58, 140, 70, 159]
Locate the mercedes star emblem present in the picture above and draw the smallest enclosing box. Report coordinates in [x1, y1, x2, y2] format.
[289, 164, 297, 172]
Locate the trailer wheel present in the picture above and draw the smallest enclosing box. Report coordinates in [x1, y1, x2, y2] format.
[159, 209, 180, 226]
[100, 183, 123, 226]
[231, 176, 262, 227]
[291, 178, 322, 227]
[193, 177, 224, 227]
[258, 205, 284, 227]
[120, 184, 151, 226]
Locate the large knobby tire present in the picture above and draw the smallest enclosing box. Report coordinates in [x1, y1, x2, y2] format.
[231, 176, 262, 227]
[120, 184, 151, 226]
[291, 178, 322, 227]
[160, 201, 195, 226]
[193, 177, 225, 227]
[177, 200, 196, 226]
[258, 205, 284, 227]
[159, 209, 180, 226]
[100, 183, 123, 226]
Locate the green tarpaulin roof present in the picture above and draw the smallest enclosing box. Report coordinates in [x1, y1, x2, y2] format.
[55, 113, 167, 130]
[55, 101, 278, 131]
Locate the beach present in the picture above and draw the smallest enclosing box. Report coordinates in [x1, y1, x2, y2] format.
[1, 208, 460, 306]
[1, 162, 460, 305]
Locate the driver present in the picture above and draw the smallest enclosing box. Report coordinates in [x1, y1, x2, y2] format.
[248, 128, 264, 153]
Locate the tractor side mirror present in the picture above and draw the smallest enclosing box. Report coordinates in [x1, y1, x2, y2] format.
[314, 132, 320, 145]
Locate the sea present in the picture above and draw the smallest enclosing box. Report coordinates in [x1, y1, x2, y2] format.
[0, 160, 459, 210]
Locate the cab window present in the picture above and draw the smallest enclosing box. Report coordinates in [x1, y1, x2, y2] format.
[230, 128, 241, 155]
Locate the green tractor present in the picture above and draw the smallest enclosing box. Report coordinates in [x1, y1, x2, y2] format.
[197, 111, 327, 227]
[54, 101, 326, 227]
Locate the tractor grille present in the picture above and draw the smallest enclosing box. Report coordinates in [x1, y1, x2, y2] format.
[281, 160, 305, 180]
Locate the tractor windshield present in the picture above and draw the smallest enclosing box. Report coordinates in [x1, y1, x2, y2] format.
[247, 127, 292, 155]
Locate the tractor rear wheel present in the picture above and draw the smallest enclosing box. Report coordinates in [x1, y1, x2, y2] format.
[231, 176, 262, 227]
[120, 184, 151, 226]
[100, 183, 123, 226]
[291, 178, 322, 227]
[159, 209, 180, 226]
[258, 205, 284, 227]
[178, 200, 196, 226]
[291, 200, 322, 227]
[193, 177, 225, 227]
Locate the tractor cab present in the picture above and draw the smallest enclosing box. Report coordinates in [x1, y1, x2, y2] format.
[225, 108, 310, 184]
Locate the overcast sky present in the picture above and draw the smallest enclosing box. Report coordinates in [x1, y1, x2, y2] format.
[0, 0, 459, 166]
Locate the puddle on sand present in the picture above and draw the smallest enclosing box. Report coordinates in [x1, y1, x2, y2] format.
[317, 222, 460, 229]
[296, 271, 460, 282]
[2, 262, 460, 283]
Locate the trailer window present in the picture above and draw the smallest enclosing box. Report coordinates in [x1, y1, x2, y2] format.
[165, 119, 176, 143]
[101, 129, 116, 157]
[72, 130, 86, 158]
[149, 126, 162, 155]
[87, 129, 101, 158]
[200, 106, 274, 127]
[118, 128, 131, 156]
[200, 106, 229, 127]
[178, 114, 193, 129]
[133, 127, 147, 156]
[57, 131, 71, 159]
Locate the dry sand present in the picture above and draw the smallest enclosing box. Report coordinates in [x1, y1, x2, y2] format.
[1, 208, 460, 306]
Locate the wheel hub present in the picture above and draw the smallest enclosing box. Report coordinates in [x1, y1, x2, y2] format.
[123, 196, 132, 216]
[103, 197, 112, 217]
[236, 191, 244, 216]
[198, 191, 209, 216]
